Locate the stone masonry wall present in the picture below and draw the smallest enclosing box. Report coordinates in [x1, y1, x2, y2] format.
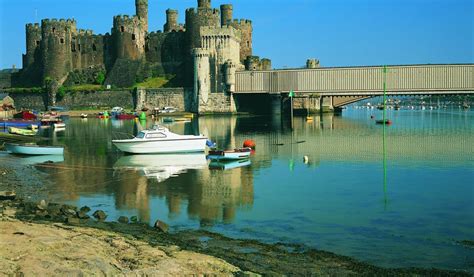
[6, 90, 133, 110]
[7, 92, 47, 110]
[199, 93, 235, 113]
[138, 87, 194, 112]
[57, 90, 134, 109]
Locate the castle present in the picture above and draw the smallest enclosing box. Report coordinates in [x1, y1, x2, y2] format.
[15, 0, 271, 112]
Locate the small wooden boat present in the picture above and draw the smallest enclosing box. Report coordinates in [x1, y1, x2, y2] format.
[375, 119, 392, 125]
[209, 159, 251, 170]
[208, 147, 252, 161]
[8, 127, 37, 136]
[13, 111, 37, 120]
[53, 122, 66, 129]
[5, 143, 64, 155]
[0, 120, 41, 129]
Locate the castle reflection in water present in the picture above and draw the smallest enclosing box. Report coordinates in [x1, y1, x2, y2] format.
[37, 110, 473, 225]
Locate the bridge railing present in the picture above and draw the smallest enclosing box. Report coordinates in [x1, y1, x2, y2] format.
[235, 64, 474, 94]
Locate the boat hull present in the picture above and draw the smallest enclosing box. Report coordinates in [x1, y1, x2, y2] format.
[112, 137, 207, 154]
[6, 143, 64, 155]
[208, 148, 252, 160]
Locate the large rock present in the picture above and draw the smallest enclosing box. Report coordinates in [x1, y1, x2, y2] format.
[77, 211, 90, 219]
[93, 210, 107, 221]
[154, 220, 169, 233]
[118, 216, 129, 224]
[79, 206, 91, 213]
[37, 200, 48, 210]
[0, 191, 16, 200]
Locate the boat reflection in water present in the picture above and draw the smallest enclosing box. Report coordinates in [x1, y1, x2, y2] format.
[209, 159, 251, 171]
[113, 153, 207, 182]
[19, 155, 64, 165]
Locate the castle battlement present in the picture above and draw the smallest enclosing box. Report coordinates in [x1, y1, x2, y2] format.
[232, 19, 252, 25]
[193, 48, 210, 57]
[26, 23, 41, 29]
[200, 25, 241, 39]
[77, 29, 94, 36]
[186, 8, 220, 16]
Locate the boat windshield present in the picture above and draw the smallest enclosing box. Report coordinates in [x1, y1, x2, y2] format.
[136, 131, 146, 139]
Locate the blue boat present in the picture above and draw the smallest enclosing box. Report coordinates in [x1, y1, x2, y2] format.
[5, 143, 64, 155]
[0, 120, 40, 129]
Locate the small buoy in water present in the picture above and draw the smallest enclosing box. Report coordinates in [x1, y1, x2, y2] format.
[370, 115, 374, 119]
[303, 156, 309, 164]
[243, 139, 256, 150]
[306, 116, 313, 121]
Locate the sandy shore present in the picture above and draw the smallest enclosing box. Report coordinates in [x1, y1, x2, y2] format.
[0, 218, 239, 276]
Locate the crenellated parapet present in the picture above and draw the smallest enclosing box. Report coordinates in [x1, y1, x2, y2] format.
[198, 0, 211, 9]
[185, 7, 220, 49]
[227, 19, 252, 63]
[244, 56, 271, 71]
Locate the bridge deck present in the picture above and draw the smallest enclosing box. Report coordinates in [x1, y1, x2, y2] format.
[235, 64, 474, 95]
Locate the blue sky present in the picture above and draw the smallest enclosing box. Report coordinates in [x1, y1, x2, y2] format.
[0, 0, 472, 69]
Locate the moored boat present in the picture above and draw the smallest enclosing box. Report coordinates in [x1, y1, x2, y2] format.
[5, 143, 64, 155]
[375, 119, 392, 125]
[209, 159, 251, 170]
[0, 120, 41, 129]
[8, 127, 37, 136]
[116, 113, 136, 120]
[112, 125, 208, 154]
[13, 111, 37, 120]
[207, 147, 252, 161]
[53, 122, 66, 129]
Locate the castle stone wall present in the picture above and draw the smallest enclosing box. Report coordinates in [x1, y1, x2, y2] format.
[7, 92, 47, 110]
[137, 87, 193, 111]
[112, 15, 146, 61]
[228, 19, 252, 63]
[41, 19, 77, 82]
[24, 23, 42, 68]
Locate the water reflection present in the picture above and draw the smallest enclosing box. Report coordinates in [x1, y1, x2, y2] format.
[114, 153, 207, 182]
[31, 109, 473, 271]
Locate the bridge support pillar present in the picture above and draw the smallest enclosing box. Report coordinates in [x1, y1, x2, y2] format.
[270, 93, 283, 115]
[320, 96, 334, 113]
[292, 94, 322, 114]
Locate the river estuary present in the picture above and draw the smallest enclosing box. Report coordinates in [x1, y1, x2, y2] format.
[2, 108, 473, 272]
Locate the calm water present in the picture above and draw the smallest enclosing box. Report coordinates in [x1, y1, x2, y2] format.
[3, 108, 473, 271]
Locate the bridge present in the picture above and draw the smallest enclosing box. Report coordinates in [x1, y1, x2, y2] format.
[233, 64, 474, 111]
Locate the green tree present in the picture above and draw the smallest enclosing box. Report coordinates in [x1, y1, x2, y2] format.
[95, 71, 106, 85]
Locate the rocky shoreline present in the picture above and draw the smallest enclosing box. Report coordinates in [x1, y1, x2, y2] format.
[0, 161, 471, 276]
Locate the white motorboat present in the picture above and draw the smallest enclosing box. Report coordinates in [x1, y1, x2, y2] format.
[112, 125, 208, 154]
[114, 153, 207, 182]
